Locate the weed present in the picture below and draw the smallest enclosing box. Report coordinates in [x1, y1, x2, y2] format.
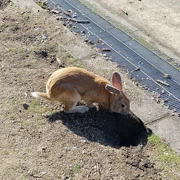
[37, 0, 47, 9]
[68, 169, 74, 180]
[75, 164, 82, 172]
[66, 164, 83, 180]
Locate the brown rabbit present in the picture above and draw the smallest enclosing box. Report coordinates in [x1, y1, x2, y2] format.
[31, 67, 130, 115]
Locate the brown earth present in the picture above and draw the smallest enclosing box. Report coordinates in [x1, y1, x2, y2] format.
[0, 1, 180, 180]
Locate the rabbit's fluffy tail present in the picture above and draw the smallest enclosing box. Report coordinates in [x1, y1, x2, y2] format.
[31, 92, 51, 101]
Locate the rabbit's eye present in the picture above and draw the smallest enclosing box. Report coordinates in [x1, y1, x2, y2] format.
[121, 104, 125, 108]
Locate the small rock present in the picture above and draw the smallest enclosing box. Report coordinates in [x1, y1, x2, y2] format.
[68, 9, 73, 13]
[51, 9, 60, 14]
[156, 99, 161, 104]
[84, 38, 88, 42]
[24, 92, 28, 97]
[42, 147, 46, 151]
[80, 30, 86, 34]
[164, 74, 171, 79]
[143, 85, 148, 90]
[135, 82, 139, 86]
[28, 169, 33, 176]
[41, 34, 47, 40]
[42, 113, 48, 117]
[72, 14, 77, 18]
[80, 139, 87, 143]
[56, 57, 62, 65]
[101, 48, 111, 52]
[88, 40, 94, 44]
[56, 16, 62, 20]
[23, 103, 29, 110]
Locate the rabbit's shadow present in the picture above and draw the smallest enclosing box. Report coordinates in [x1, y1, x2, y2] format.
[47, 107, 152, 148]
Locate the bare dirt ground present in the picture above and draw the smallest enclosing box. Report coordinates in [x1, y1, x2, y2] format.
[0, 1, 180, 179]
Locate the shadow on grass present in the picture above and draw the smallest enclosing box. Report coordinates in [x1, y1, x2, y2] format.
[47, 107, 152, 148]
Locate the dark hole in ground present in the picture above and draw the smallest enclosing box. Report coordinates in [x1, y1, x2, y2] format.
[47, 107, 152, 148]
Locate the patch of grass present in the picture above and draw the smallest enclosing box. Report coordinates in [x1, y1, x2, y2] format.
[79, 0, 104, 15]
[36, 0, 47, 9]
[9, 47, 24, 53]
[11, 98, 22, 105]
[148, 134, 180, 164]
[28, 99, 46, 115]
[136, 37, 155, 51]
[75, 164, 82, 172]
[68, 169, 74, 180]
[66, 164, 83, 180]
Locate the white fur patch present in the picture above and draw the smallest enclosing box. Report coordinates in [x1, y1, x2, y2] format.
[65, 106, 89, 113]
[31, 92, 40, 99]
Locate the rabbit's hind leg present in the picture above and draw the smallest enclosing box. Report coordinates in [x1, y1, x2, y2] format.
[63, 91, 89, 114]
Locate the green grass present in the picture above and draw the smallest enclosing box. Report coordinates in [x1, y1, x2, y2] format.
[66, 164, 83, 180]
[148, 134, 180, 164]
[28, 99, 47, 120]
[75, 164, 82, 172]
[37, 0, 47, 9]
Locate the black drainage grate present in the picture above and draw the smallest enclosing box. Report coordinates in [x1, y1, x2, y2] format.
[47, 0, 180, 113]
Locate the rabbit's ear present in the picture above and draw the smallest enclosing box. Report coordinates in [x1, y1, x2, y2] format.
[111, 72, 122, 91]
[105, 84, 119, 95]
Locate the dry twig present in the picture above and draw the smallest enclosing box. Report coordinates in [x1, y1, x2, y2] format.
[156, 79, 170, 87]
